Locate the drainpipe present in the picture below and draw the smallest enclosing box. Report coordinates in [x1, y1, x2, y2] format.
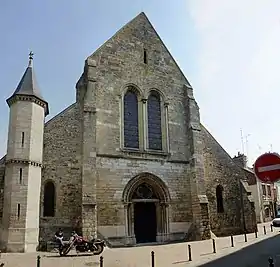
[272, 183, 277, 217]
[240, 179, 246, 232]
[256, 179, 263, 222]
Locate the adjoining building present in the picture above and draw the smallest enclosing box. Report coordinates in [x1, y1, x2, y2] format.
[233, 152, 277, 223]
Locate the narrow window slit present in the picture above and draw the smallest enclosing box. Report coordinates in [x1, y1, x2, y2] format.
[17, 204, 20, 219]
[19, 168, 22, 184]
[21, 132, 25, 147]
[144, 49, 147, 64]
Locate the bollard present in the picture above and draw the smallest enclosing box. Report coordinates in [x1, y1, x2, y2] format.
[37, 255, 41, 267]
[188, 244, 192, 261]
[212, 239, 216, 253]
[264, 225, 266, 235]
[271, 224, 273, 232]
[255, 229, 258, 238]
[268, 257, 274, 266]
[230, 235, 234, 247]
[244, 232, 247, 242]
[100, 256, 103, 267]
[151, 251, 155, 267]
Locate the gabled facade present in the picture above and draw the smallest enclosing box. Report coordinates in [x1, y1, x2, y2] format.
[0, 13, 256, 252]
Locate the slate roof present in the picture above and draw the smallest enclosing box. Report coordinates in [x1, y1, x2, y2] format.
[12, 64, 43, 99]
[6, 53, 49, 115]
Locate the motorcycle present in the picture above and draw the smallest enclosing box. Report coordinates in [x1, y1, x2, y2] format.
[58, 234, 106, 256]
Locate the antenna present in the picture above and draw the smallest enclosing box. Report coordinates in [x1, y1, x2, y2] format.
[240, 129, 245, 154]
[270, 144, 273, 152]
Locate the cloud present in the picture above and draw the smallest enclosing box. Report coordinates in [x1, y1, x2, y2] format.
[187, 0, 280, 165]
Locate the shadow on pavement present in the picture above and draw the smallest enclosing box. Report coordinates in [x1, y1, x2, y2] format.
[200, 252, 214, 257]
[197, 234, 280, 267]
[45, 253, 93, 258]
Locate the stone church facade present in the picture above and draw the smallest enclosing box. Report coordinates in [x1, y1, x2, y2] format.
[0, 12, 256, 252]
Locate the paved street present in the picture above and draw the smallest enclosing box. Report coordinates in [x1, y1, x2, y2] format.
[197, 233, 280, 267]
[0, 222, 278, 267]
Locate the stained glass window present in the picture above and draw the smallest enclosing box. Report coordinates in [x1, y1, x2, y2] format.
[148, 91, 162, 150]
[124, 88, 139, 149]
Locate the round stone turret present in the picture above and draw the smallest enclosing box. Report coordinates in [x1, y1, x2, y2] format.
[1, 52, 49, 252]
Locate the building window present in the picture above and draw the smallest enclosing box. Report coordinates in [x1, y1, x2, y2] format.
[21, 132, 25, 147]
[216, 185, 224, 213]
[267, 185, 271, 196]
[144, 49, 147, 64]
[43, 181, 56, 217]
[17, 204, 20, 219]
[265, 207, 270, 217]
[19, 168, 22, 184]
[262, 184, 266, 196]
[123, 87, 139, 149]
[147, 91, 162, 150]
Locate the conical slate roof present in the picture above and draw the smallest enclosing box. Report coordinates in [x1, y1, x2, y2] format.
[7, 52, 49, 115]
[13, 64, 43, 99]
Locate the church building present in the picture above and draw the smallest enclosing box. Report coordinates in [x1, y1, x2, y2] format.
[0, 12, 256, 252]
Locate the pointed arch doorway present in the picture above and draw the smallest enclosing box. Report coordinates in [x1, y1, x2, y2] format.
[133, 183, 158, 243]
[123, 173, 170, 244]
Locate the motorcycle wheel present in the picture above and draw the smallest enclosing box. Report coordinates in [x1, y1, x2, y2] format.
[59, 246, 71, 256]
[93, 244, 104, 255]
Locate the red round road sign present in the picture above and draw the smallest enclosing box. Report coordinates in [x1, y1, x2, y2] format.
[254, 153, 280, 183]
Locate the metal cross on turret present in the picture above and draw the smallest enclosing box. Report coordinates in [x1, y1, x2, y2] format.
[29, 51, 34, 60]
[28, 51, 34, 66]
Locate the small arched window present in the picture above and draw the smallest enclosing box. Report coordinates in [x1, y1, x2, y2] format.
[216, 185, 224, 213]
[43, 181, 56, 217]
[147, 91, 162, 150]
[124, 87, 139, 149]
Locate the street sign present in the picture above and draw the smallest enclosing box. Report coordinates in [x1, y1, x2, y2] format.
[254, 153, 280, 183]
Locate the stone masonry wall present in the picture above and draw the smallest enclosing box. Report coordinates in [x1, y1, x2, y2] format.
[79, 13, 203, 245]
[40, 104, 82, 242]
[1, 101, 46, 252]
[95, 157, 192, 243]
[86, 12, 192, 161]
[0, 158, 5, 222]
[201, 126, 256, 236]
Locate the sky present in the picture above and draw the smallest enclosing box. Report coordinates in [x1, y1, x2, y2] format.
[0, 0, 279, 166]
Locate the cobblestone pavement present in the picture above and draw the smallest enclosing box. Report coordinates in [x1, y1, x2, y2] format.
[0, 222, 277, 267]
